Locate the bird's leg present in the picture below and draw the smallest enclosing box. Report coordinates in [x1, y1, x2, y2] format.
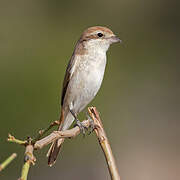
[70, 110, 88, 136]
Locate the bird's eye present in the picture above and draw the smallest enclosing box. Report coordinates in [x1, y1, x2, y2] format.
[97, 33, 103, 37]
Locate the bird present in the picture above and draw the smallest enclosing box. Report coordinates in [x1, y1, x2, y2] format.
[47, 26, 121, 166]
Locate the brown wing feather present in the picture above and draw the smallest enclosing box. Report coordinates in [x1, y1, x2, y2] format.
[61, 39, 86, 106]
[61, 53, 75, 106]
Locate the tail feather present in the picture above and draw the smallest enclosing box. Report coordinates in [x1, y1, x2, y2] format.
[47, 110, 74, 166]
[47, 138, 64, 166]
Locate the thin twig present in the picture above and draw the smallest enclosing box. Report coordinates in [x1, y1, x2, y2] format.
[19, 161, 30, 180]
[7, 134, 27, 145]
[88, 107, 120, 180]
[18, 144, 36, 180]
[33, 120, 60, 143]
[34, 119, 90, 150]
[0, 153, 17, 172]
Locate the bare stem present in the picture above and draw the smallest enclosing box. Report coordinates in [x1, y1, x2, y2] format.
[88, 107, 120, 180]
[33, 120, 60, 143]
[34, 119, 90, 150]
[7, 134, 27, 145]
[0, 153, 17, 172]
[18, 144, 36, 180]
[19, 161, 30, 180]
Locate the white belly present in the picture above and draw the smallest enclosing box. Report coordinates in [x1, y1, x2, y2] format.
[67, 54, 107, 113]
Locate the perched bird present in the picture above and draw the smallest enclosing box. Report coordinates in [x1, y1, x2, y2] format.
[47, 26, 121, 166]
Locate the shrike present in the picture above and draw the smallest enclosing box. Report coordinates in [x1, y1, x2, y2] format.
[47, 26, 121, 166]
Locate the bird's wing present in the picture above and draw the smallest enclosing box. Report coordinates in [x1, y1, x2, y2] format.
[61, 38, 86, 106]
[61, 53, 76, 106]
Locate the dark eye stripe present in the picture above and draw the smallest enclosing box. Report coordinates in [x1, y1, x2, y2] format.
[82, 34, 99, 41]
[81, 33, 105, 42]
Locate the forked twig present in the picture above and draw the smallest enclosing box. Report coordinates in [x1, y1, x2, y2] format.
[33, 120, 60, 143]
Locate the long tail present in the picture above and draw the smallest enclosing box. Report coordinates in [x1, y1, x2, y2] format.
[47, 110, 74, 166]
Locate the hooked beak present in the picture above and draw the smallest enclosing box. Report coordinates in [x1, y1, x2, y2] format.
[109, 35, 122, 44]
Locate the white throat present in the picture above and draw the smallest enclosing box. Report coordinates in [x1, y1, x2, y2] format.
[85, 39, 110, 54]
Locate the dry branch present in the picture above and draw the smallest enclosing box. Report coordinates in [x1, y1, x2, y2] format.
[7, 107, 120, 180]
[34, 119, 90, 150]
[88, 107, 120, 180]
[19, 142, 36, 180]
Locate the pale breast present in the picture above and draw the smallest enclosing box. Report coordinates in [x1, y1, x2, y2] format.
[79, 52, 106, 94]
[66, 51, 107, 113]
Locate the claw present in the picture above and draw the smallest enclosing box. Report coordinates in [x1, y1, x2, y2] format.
[70, 109, 88, 136]
[86, 113, 96, 135]
[74, 119, 88, 137]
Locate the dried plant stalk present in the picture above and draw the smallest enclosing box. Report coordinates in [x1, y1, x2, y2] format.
[88, 107, 120, 180]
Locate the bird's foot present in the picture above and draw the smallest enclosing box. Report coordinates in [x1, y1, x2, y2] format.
[70, 109, 88, 136]
[86, 113, 96, 135]
[74, 119, 88, 137]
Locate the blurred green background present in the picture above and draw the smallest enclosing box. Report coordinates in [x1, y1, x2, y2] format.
[0, 0, 179, 179]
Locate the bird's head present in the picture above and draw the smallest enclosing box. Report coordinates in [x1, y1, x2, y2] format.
[79, 26, 121, 52]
